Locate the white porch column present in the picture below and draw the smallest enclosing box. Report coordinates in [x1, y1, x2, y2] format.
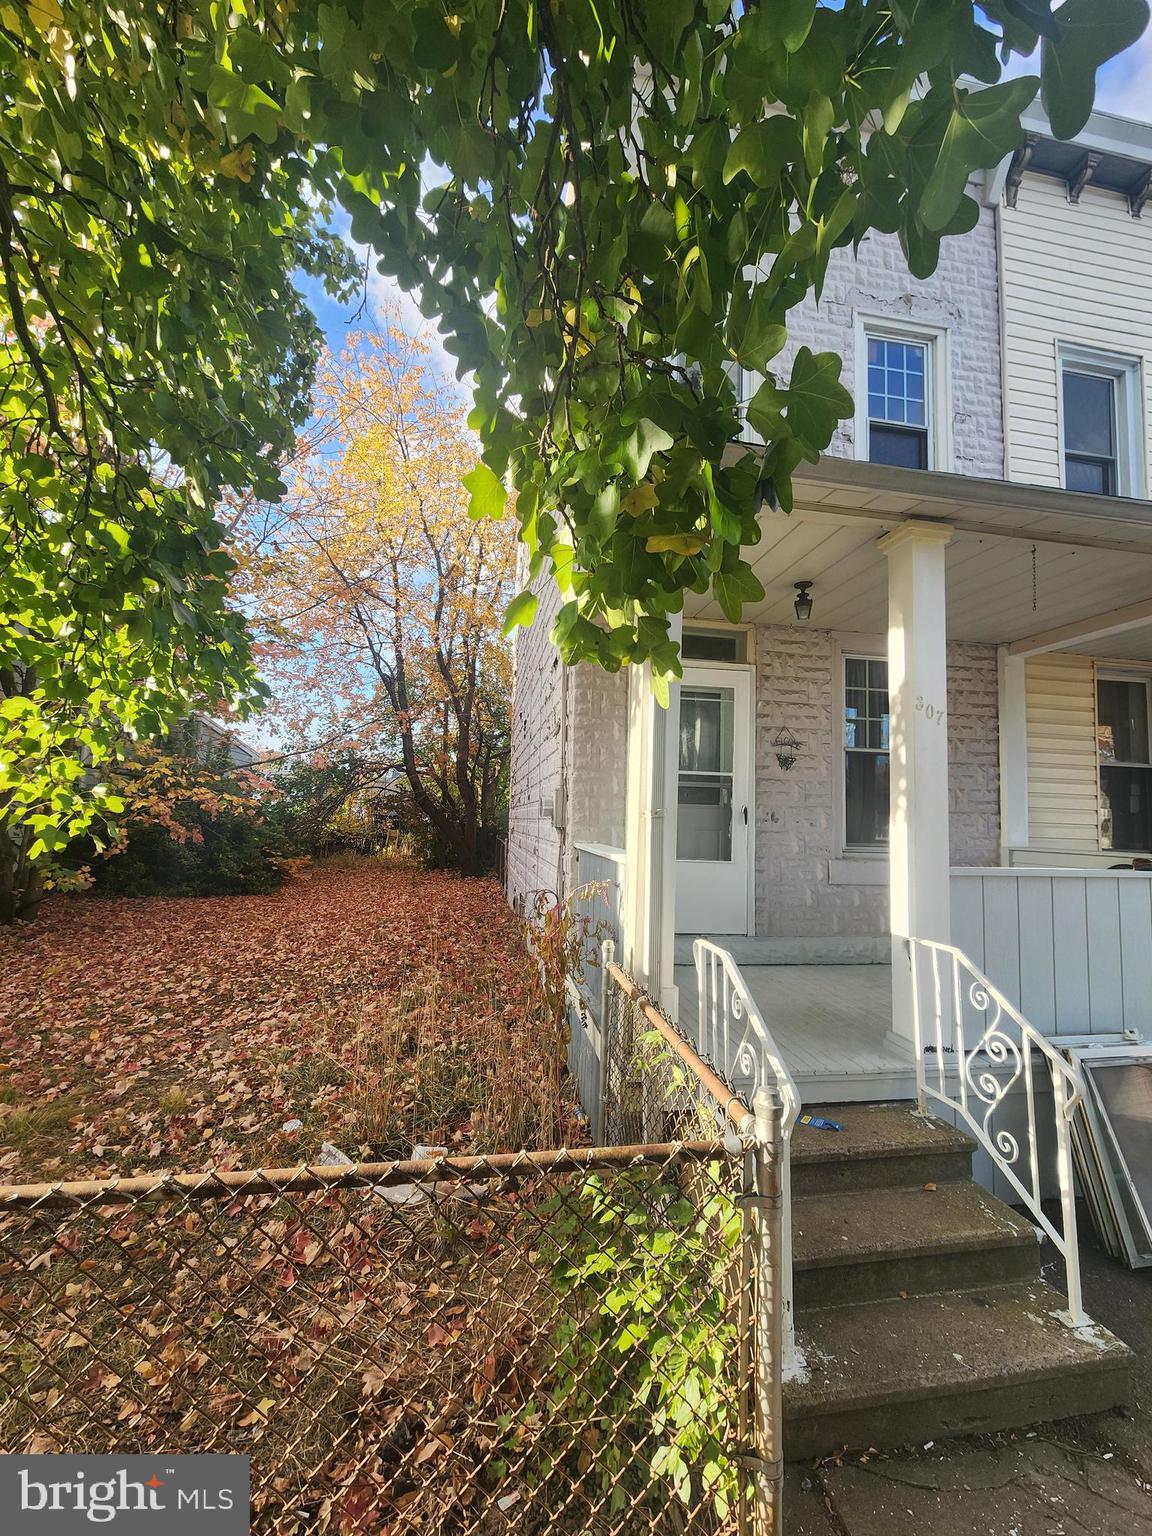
[878, 522, 954, 1044]
[997, 646, 1029, 862]
[622, 616, 681, 1015]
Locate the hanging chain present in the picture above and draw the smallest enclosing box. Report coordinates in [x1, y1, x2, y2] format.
[1031, 544, 1038, 612]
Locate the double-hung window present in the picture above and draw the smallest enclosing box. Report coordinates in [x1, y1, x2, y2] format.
[1060, 348, 1143, 499]
[866, 335, 930, 470]
[1098, 673, 1152, 853]
[844, 656, 890, 848]
[1063, 369, 1119, 495]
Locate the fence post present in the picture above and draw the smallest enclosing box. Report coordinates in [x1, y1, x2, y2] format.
[598, 939, 615, 1142]
[750, 1083, 785, 1536]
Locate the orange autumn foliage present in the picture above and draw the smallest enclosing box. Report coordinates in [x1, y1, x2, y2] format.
[239, 318, 515, 873]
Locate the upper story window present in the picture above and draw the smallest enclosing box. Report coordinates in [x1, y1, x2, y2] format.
[856, 318, 950, 473]
[1063, 369, 1118, 494]
[1059, 347, 1144, 499]
[843, 655, 890, 848]
[1098, 672, 1152, 853]
[867, 337, 929, 469]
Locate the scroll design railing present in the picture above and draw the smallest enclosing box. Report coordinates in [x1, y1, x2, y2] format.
[908, 937, 1087, 1329]
[693, 938, 804, 1380]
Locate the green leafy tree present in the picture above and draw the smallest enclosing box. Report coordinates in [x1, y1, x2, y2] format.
[1, 0, 1146, 889]
[0, 0, 356, 900]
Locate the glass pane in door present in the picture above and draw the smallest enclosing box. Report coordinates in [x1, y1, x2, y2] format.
[677, 687, 735, 862]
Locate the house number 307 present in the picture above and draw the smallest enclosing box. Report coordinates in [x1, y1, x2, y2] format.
[915, 695, 946, 725]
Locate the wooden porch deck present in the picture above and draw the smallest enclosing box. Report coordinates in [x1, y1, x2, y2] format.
[673, 963, 917, 1104]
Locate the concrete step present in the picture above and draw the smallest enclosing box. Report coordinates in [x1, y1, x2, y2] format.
[791, 1102, 974, 1196]
[792, 1182, 1042, 1307]
[784, 1281, 1133, 1459]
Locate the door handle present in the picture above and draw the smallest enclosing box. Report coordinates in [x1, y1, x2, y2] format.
[742, 805, 748, 825]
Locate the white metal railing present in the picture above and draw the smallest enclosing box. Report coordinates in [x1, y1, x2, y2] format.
[908, 937, 1087, 1329]
[693, 938, 804, 1379]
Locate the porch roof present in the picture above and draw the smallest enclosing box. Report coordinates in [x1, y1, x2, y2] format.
[690, 458, 1152, 656]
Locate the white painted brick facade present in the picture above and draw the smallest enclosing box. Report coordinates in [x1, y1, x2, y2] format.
[506, 550, 631, 914]
[508, 190, 1007, 928]
[753, 626, 1000, 938]
[567, 666, 630, 849]
[506, 553, 566, 911]
[777, 195, 1005, 479]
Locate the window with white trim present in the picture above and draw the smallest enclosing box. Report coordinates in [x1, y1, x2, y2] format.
[1060, 347, 1144, 499]
[1098, 671, 1152, 853]
[843, 655, 890, 848]
[866, 335, 930, 470]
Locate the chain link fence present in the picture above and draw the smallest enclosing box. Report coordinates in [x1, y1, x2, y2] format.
[0, 966, 784, 1534]
[0, 1142, 774, 1536]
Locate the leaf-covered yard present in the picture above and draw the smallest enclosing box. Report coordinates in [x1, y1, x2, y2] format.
[0, 861, 562, 1183]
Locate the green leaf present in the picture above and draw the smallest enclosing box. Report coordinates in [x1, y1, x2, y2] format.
[712, 564, 765, 623]
[722, 117, 800, 187]
[463, 463, 507, 521]
[207, 65, 282, 144]
[919, 78, 1040, 231]
[731, 285, 788, 371]
[620, 419, 675, 481]
[502, 589, 538, 636]
[745, 379, 787, 443]
[785, 347, 854, 452]
[1042, 0, 1150, 140]
[802, 95, 835, 178]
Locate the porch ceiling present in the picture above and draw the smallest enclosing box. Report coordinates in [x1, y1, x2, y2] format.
[688, 458, 1152, 654]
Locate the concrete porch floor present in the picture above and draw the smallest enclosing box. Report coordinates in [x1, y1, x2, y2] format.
[674, 962, 917, 1103]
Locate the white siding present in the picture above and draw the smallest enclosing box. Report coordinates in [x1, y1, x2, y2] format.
[1025, 653, 1099, 852]
[1000, 174, 1152, 491]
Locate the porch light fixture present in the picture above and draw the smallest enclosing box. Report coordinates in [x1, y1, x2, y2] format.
[793, 580, 814, 622]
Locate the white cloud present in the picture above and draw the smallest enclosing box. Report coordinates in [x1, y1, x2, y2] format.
[999, 31, 1151, 125]
[1096, 31, 1152, 123]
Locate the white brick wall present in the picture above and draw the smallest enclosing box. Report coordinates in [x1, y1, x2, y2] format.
[568, 665, 629, 849]
[506, 552, 566, 910]
[752, 626, 1000, 938]
[777, 196, 1005, 479]
[506, 558, 631, 913]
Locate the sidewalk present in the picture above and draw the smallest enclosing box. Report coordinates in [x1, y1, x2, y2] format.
[787, 1239, 1152, 1535]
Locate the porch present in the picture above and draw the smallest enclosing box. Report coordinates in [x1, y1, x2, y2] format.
[576, 457, 1152, 1090]
[672, 960, 911, 1101]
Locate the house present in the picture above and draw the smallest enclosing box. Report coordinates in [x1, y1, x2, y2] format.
[506, 95, 1151, 1449]
[509, 93, 1152, 1085]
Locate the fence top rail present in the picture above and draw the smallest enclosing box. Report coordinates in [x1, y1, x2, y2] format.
[605, 961, 754, 1138]
[0, 1138, 734, 1211]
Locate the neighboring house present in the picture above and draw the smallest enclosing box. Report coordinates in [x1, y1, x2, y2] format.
[505, 96, 1152, 1452]
[185, 713, 260, 771]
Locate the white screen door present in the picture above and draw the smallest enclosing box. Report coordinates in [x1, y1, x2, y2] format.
[675, 666, 752, 934]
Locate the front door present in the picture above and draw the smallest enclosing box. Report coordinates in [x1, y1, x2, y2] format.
[675, 666, 752, 934]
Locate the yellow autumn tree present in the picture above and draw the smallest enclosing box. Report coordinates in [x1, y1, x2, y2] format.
[241, 319, 514, 874]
